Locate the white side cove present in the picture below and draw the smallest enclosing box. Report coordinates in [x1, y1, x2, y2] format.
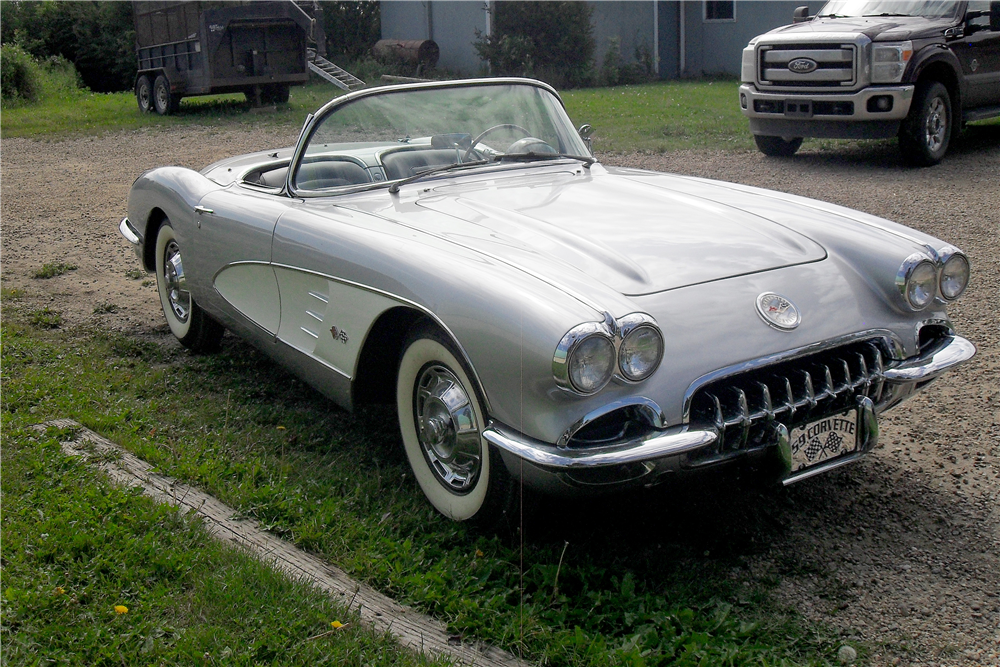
[273, 267, 399, 380]
[214, 264, 281, 334]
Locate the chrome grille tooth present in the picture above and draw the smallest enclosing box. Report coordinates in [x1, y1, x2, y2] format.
[757, 381, 774, 420]
[734, 387, 750, 449]
[707, 392, 726, 451]
[855, 352, 869, 393]
[782, 375, 796, 419]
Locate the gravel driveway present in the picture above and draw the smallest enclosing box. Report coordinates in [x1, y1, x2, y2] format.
[2, 124, 997, 666]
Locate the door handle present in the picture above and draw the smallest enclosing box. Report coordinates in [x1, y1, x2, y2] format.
[194, 206, 214, 215]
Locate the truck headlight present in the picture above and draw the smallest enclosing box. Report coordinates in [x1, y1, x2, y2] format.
[871, 41, 912, 84]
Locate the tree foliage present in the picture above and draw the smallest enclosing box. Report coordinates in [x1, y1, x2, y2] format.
[474, 1, 595, 88]
[1, 1, 134, 93]
[319, 1, 381, 60]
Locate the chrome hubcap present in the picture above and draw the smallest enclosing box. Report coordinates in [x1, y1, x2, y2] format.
[414, 364, 481, 493]
[163, 240, 190, 322]
[924, 97, 947, 152]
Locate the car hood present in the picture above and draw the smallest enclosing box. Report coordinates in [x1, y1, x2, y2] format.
[763, 15, 955, 41]
[376, 165, 826, 297]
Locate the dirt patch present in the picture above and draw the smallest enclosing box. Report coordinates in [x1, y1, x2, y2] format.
[2, 125, 998, 665]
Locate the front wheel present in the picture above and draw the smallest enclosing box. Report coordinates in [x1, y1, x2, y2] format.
[136, 75, 153, 113]
[154, 221, 224, 352]
[754, 135, 803, 157]
[396, 323, 514, 524]
[899, 81, 951, 166]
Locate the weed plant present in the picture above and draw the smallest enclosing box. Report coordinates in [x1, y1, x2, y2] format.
[32, 261, 78, 279]
[1, 308, 851, 666]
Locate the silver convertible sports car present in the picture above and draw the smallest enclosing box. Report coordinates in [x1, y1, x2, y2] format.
[121, 78, 975, 524]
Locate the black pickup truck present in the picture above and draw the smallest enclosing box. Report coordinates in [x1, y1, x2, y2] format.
[739, 1, 1000, 165]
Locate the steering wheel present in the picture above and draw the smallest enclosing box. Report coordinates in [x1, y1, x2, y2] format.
[463, 123, 533, 161]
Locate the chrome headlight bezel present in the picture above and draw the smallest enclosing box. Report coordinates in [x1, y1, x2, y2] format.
[554, 313, 664, 395]
[617, 313, 664, 383]
[896, 253, 939, 310]
[871, 41, 913, 84]
[938, 246, 970, 301]
[553, 321, 616, 395]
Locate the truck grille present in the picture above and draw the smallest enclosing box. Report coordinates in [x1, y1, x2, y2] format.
[688, 338, 887, 458]
[758, 44, 856, 88]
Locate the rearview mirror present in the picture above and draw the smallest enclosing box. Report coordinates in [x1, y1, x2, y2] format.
[578, 124, 593, 155]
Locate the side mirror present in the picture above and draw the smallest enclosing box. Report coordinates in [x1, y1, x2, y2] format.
[578, 124, 593, 155]
[792, 6, 811, 23]
[991, 1, 1000, 31]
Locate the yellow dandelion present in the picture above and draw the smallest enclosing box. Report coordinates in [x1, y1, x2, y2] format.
[114, 605, 128, 614]
[331, 620, 344, 629]
[276, 425, 286, 431]
[54, 587, 66, 595]
[475, 549, 484, 558]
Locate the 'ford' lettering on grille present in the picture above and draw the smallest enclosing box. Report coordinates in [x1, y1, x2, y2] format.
[788, 58, 818, 73]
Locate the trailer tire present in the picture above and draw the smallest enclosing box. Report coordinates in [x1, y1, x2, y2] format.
[260, 84, 290, 105]
[153, 75, 179, 115]
[136, 75, 153, 113]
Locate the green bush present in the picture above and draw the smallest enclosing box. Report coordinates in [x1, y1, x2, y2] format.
[1, 44, 42, 104]
[474, 1, 595, 88]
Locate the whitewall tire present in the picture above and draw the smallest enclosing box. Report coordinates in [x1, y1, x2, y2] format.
[396, 324, 513, 523]
[154, 221, 223, 352]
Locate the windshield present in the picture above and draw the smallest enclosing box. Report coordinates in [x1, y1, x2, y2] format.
[293, 81, 589, 193]
[817, 0, 962, 18]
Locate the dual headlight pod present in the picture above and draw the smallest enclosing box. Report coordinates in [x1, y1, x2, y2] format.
[897, 248, 970, 310]
[553, 314, 664, 395]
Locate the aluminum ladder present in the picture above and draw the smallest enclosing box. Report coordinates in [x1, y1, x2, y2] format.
[307, 49, 365, 91]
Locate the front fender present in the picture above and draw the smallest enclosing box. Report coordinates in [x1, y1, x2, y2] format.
[127, 166, 220, 271]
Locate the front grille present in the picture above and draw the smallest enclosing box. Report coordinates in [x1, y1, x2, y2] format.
[759, 44, 856, 88]
[688, 339, 888, 457]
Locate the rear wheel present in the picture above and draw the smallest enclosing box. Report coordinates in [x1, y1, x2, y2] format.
[396, 323, 514, 524]
[154, 221, 224, 352]
[754, 135, 803, 157]
[135, 75, 153, 113]
[899, 80, 951, 166]
[153, 74, 179, 115]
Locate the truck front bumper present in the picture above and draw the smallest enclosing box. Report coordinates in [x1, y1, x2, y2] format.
[739, 83, 915, 139]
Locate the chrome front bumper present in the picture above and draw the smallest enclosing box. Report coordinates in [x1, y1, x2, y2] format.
[486, 334, 975, 494]
[119, 217, 144, 263]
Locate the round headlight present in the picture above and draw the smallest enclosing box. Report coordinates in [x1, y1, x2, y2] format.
[568, 334, 615, 394]
[619, 325, 663, 381]
[906, 260, 937, 309]
[939, 253, 970, 300]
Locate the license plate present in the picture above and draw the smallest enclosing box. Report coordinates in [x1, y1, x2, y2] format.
[789, 409, 858, 472]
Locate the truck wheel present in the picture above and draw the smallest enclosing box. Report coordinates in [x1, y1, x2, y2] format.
[153, 75, 179, 115]
[136, 75, 153, 113]
[754, 135, 803, 157]
[899, 81, 951, 166]
[260, 84, 290, 105]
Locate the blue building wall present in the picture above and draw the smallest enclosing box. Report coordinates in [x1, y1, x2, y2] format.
[380, 1, 826, 80]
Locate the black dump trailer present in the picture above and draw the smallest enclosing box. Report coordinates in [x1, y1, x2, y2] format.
[133, 1, 324, 114]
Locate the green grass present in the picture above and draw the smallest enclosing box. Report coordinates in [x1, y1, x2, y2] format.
[1, 309, 854, 666]
[562, 79, 754, 153]
[0, 82, 344, 139]
[1, 422, 445, 666]
[32, 261, 78, 279]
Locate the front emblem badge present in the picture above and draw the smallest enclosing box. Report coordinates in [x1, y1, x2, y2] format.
[756, 293, 801, 330]
[788, 58, 818, 74]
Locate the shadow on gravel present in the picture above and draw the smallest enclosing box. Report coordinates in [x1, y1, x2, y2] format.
[788, 121, 1000, 172]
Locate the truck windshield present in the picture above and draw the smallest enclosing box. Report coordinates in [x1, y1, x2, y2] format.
[817, 1, 961, 19]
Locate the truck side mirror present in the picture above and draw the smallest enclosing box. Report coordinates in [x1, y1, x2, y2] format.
[991, 1, 1000, 32]
[793, 6, 811, 23]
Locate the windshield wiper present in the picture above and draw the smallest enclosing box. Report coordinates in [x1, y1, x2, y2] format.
[863, 12, 911, 16]
[387, 159, 490, 194]
[499, 152, 597, 167]
[817, 13, 848, 17]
